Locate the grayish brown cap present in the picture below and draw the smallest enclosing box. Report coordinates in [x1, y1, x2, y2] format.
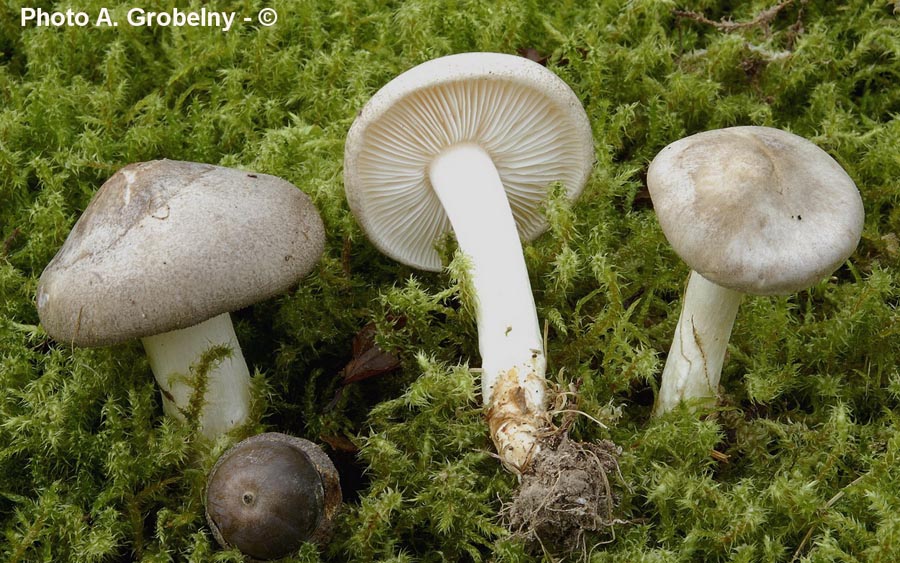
[344, 52, 594, 271]
[205, 432, 341, 560]
[647, 126, 864, 295]
[37, 160, 325, 346]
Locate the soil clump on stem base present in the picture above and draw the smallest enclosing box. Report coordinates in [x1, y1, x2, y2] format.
[505, 433, 621, 555]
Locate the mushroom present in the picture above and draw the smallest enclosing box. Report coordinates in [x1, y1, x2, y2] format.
[647, 126, 864, 415]
[36, 160, 325, 437]
[344, 53, 593, 473]
[205, 432, 341, 560]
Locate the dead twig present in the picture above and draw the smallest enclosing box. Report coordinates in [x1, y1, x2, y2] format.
[789, 473, 867, 562]
[674, 0, 796, 33]
[2, 228, 21, 256]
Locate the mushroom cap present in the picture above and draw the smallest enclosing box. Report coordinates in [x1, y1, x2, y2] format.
[205, 433, 342, 560]
[647, 126, 864, 295]
[37, 160, 325, 346]
[344, 52, 594, 271]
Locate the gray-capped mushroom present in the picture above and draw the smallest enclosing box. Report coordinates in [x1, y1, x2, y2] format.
[344, 52, 594, 473]
[205, 432, 341, 560]
[36, 160, 325, 437]
[648, 126, 864, 415]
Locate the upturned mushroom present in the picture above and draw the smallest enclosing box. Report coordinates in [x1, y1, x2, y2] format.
[648, 126, 864, 415]
[36, 160, 325, 437]
[344, 53, 594, 474]
[205, 432, 341, 560]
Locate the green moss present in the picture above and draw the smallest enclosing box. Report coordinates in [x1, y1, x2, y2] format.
[2, 0, 900, 560]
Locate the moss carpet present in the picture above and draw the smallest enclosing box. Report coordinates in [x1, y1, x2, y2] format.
[1, 0, 899, 561]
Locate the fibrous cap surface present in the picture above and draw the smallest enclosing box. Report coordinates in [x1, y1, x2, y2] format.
[344, 52, 594, 271]
[647, 126, 864, 295]
[37, 160, 325, 346]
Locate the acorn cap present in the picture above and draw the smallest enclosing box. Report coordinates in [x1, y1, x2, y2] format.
[36, 160, 325, 346]
[647, 126, 864, 295]
[344, 52, 594, 271]
[205, 432, 342, 560]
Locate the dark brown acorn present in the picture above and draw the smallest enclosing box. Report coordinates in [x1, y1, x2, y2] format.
[205, 433, 341, 560]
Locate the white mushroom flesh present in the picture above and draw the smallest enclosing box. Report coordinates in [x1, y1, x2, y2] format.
[344, 53, 594, 472]
[653, 272, 742, 415]
[142, 312, 251, 438]
[429, 143, 546, 471]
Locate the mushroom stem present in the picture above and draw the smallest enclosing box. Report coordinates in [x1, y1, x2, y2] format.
[653, 271, 743, 416]
[141, 312, 251, 438]
[429, 143, 546, 473]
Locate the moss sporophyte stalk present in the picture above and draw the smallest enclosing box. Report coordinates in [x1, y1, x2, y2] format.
[3, 0, 900, 561]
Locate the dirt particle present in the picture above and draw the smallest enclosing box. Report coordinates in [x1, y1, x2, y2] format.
[517, 47, 549, 66]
